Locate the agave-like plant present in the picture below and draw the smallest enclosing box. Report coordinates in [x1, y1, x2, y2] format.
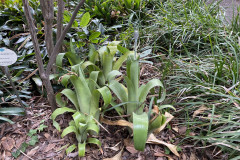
[82, 41, 134, 86]
[107, 57, 174, 151]
[51, 64, 112, 156]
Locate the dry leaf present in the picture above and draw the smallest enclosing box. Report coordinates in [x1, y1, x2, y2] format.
[154, 152, 174, 160]
[105, 142, 121, 151]
[103, 148, 123, 160]
[100, 117, 133, 129]
[155, 112, 174, 133]
[190, 153, 198, 160]
[27, 146, 39, 156]
[147, 134, 179, 157]
[178, 126, 187, 135]
[1, 137, 15, 151]
[193, 106, 208, 118]
[126, 146, 138, 154]
[45, 143, 56, 152]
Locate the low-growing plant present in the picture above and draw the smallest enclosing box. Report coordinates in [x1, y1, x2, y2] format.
[51, 64, 112, 156]
[106, 56, 175, 151]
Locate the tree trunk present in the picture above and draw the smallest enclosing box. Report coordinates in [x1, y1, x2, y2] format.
[40, 0, 54, 57]
[22, 0, 57, 111]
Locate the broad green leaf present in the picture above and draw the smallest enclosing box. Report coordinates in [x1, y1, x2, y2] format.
[70, 75, 92, 114]
[117, 45, 130, 54]
[89, 32, 101, 41]
[66, 144, 76, 154]
[78, 142, 86, 157]
[80, 12, 91, 28]
[149, 114, 163, 133]
[109, 80, 128, 102]
[97, 86, 112, 108]
[86, 122, 99, 135]
[51, 107, 76, 120]
[133, 112, 148, 151]
[102, 50, 114, 78]
[87, 138, 101, 148]
[139, 79, 164, 103]
[56, 53, 66, 69]
[0, 107, 25, 116]
[62, 126, 77, 137]
[61, 89, 80, 111]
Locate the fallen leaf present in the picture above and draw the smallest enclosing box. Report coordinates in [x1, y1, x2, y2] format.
[193, 106, 208, 118]
[105, 141, 121, 151]
[126, 146, 138, 154]
[100, 117, 133, 129]
[178, 126, 187, 135]
[147, 134, 179, 157]
[154, 152, 174, 160]
[45, 143, 56, 152]
[1, 137, 15, 151]
[103, 148, 123, 160]
[155, 112, 174, 133]
[190, 153, 198, 160]
[44, 133, 50, 139]
[27, 146, 39, 156]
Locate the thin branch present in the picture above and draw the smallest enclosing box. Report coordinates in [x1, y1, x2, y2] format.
[56, 0, 65, 49]
[46, 0, 86, 75]
[22, 0, 46, 79]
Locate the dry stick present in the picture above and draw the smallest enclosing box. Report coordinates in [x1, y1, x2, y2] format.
[46, 0, 86, 76]
[22, 0, 57, 111]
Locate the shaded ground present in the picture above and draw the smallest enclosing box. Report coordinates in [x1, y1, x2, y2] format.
[0, 64, 227, 160]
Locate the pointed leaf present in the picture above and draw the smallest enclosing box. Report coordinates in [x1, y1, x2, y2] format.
[80, 12, 91, 28]
[61, 126, 77, 137]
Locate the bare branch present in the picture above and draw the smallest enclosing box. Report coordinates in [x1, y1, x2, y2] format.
[46, 0, 86, 75]
[22, 0, 45, 79]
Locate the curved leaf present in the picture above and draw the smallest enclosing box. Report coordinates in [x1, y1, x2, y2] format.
[97, 86, 112, 108]
[139, 79, 164, 103]
[113, 51, 134, 71]
[106, 70, 122, 82]
[133, 112, 148, 151]
[109, 80, 128, 103]
[87, 138, 101, 148]
[61, 74, 71, 88]
[0, 116, 14, 124]
[51, 107, 76, 120]
[66, 144, 76, 154]
[158, 105, 176, 111]
[61, 126, 77, 138]
[86, 122, 99, 135]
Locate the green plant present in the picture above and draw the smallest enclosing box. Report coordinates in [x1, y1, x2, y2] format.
[51, 64, 112, 156]
[84, 41, 134, 86]
[107, 57, 174, 151]
[12, 120, 47, 158]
